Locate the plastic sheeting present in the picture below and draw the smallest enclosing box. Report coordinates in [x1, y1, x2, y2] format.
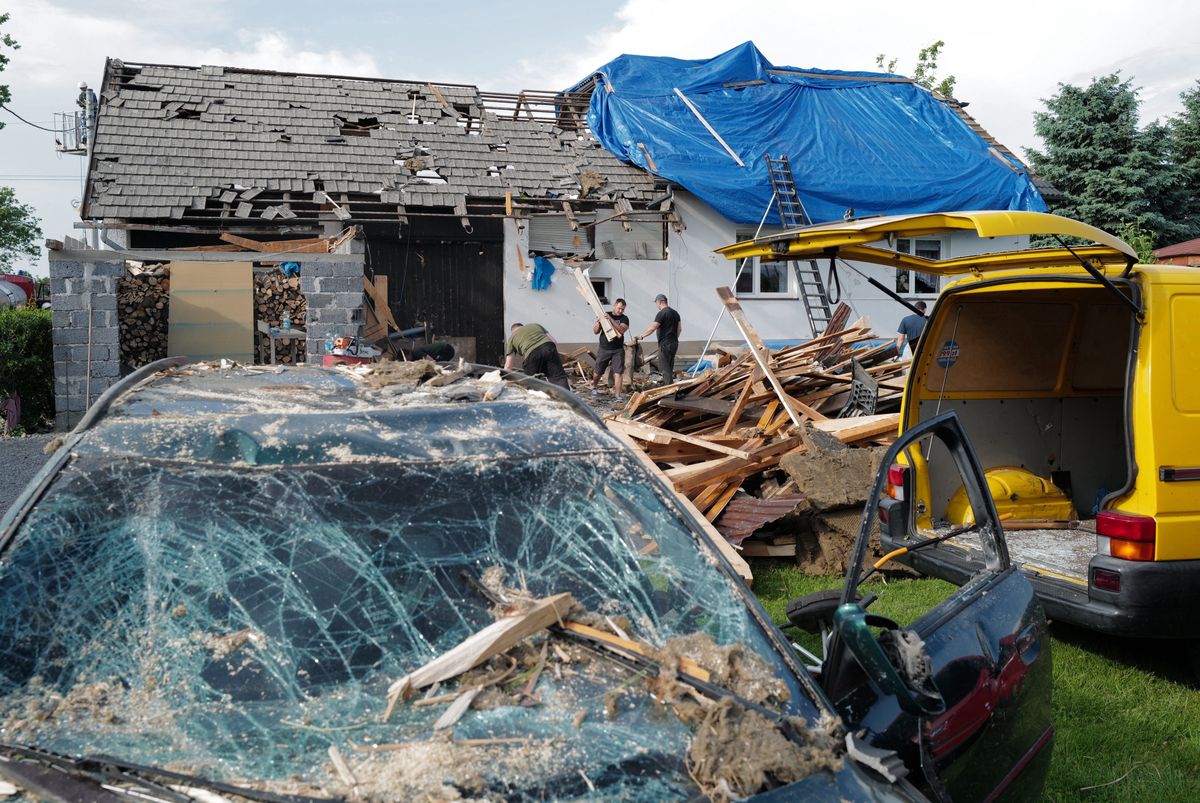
[0, 370, 817, 800]
[577, 42, 1047, 225]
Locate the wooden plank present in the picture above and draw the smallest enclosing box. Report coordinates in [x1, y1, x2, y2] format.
[607, 426, 753, 583]
[607, 418, 753, 459]
[739, 540, 798, 558]
[716, 286, 827, 426]
[572, 267, 618, 340]
[384, 592, 575, 719]
[721, 376, 756, 436]
[705, 482, 742, 521]
[810, 413, 901, 444]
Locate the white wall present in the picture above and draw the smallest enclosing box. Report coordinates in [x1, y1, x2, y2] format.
[503, 192, 1030, 354]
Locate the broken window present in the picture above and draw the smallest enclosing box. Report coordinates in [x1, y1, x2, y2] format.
[0, 400, 815, 799]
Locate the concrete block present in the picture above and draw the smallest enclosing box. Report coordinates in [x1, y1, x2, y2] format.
[332, 292, 364, 308]
[300, 277, 318, 293]
[51, 309, 72, 328]
[310, 307, 353, 325]
[315, 276, 359, 293]
[52, 293, 82, 312]
[50, 276, 69, 295]
[90, 328, 120, 345]
[90, 361, 120, 379]
[304, 292, 333, 309]
[54, 327, 89, 345]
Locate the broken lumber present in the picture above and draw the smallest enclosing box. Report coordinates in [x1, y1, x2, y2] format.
[810, 413, 901, 444]
[384, 592, 575, 720]
[572, 266, 618, 341]
[608, 418, 753, 459]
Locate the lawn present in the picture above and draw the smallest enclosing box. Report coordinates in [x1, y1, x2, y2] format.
[750, 560, 1200, 801]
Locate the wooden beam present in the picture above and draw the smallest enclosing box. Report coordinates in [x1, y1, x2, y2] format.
[721, 376, 756, 436]
[573, 266, 618, 340]
[810, 413, 901, 444]
[384, 592, 575, 719]
[716, 286, 826, 427]
[607, 418, 752, 459]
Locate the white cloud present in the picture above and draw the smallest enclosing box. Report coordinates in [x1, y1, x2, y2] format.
[507, 0, 1200, 156]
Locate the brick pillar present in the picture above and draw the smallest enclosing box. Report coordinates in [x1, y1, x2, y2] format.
[49, 258, 123, 430]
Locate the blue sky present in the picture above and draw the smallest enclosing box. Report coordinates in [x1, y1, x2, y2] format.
[3, 0, 1200, 275]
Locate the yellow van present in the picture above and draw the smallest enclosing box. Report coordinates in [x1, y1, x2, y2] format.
[720, 212, 1200, 656]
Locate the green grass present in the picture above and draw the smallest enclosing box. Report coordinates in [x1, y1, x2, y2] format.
[749, 560, 1200, 801]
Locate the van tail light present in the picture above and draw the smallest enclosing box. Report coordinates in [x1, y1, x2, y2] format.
[1097, 511, 1156, 561]
[887, 464, 909, 501]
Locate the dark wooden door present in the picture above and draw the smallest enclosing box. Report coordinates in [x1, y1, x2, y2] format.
[366, 220, 505, 365]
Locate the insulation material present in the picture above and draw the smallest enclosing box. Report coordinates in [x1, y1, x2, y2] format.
[0, 368, 819, 800]
[167, 261, 254, 363]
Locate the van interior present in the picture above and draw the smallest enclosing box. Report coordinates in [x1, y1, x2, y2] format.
[913, 284, 1135, 581]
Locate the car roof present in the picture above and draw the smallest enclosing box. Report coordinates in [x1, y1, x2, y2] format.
[75, 362, 615, 464]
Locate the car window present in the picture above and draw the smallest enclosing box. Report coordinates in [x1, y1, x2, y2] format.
[0, 443, 815, 799]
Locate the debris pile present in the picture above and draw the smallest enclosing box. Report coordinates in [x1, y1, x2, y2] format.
[609, 299, 910, 571]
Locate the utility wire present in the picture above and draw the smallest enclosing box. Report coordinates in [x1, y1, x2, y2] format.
[0, 104, 57, 132]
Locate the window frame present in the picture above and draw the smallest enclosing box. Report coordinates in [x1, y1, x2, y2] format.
[732, 230, 797, 299]
[893, 236, 947, 298]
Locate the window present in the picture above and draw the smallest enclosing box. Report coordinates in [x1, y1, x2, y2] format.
[590, 278, 610, 305]
[894, 237, 944, 296]
[733, 231, 793, 297]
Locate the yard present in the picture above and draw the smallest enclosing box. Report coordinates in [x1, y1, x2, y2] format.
[751, 561, 1200, 801]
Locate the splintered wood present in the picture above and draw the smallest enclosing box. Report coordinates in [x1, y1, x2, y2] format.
[607, 295, 907, 566]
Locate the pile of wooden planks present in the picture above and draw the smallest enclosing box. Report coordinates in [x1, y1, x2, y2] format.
[607, 290, 909, 564]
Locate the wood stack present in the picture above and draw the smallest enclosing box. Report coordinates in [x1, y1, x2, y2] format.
[118, 263, 170, 370]
[255, 271, 306, 364]
[606, 290, 911, 568]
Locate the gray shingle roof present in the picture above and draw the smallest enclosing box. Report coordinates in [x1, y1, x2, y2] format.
[84, 62, 658, 222]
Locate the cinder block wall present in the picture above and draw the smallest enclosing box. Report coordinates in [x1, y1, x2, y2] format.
[49, 243, 366, 430]
[49, 258, 123, 430]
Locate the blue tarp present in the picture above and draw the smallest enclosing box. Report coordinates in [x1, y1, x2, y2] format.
[575, 42, 1047, 225]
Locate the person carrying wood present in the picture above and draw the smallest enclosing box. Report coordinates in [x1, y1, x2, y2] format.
[590, 298, 630, 401]
[503, 322, 570, 390]
[635, 294, 682, 384]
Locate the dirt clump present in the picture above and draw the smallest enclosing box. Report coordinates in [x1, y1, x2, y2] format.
[656, 632, 789, 707]
[686, 697, 842, 802]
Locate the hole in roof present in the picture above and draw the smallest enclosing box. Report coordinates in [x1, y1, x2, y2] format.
[414, 169, 446, 185]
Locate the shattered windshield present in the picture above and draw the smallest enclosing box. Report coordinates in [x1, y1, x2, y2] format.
[0, 392, 836, 800]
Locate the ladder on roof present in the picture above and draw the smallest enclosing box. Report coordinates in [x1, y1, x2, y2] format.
[764, 154, 834, 335]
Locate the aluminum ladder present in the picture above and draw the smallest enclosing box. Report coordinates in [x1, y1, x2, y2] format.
[765, 154, 834, 335]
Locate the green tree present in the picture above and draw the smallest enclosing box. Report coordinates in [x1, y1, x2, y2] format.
[0, 12, 17, 131]
[1025, 73, 1187, 245]
[1168, 80, 1200, 239]
[876, 40, 957, 98]
[0, 187, 41, 269]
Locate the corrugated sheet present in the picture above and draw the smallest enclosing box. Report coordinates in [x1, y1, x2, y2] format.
[714, 494, 808, 544]
[528, 213, 594, 255]
[595, 219, 666, 260]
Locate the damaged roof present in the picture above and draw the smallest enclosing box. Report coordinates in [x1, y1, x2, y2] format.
[83, 61, 658, 223]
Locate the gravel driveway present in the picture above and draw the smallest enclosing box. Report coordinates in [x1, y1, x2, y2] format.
[0, 434, 57, 520]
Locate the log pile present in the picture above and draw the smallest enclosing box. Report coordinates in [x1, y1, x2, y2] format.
[607, 291, 912, 574]
[255, 271, 306, 364]
[118, 264, 170, 371]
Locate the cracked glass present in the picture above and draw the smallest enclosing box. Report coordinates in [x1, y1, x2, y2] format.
[0, 370, 821, 800]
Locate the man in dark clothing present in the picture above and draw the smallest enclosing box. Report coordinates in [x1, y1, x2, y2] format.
[503, 322, 570, 389]
[895, 301, 927, 356]
[635, 294, 682, 384]
[590, 298, 630, 400]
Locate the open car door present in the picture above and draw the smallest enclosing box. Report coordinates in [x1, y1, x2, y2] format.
[819, 412, 1053, 801]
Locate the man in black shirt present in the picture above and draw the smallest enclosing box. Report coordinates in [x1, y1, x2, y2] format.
[590, 298, 630, 400]
[636, 293, 682, 384]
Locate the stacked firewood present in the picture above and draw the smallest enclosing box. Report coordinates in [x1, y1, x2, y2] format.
[608, 297, 911, 572]
[255, 272, 306, 330]
[118, 264, 170, 370]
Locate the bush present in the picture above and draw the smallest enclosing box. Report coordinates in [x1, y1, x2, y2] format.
[0, 307, 54, 433]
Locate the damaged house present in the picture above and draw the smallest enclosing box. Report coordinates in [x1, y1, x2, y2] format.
[55, 43, 1055, 424]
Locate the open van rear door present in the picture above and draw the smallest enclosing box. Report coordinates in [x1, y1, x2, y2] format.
[716, 210, 1140, 316]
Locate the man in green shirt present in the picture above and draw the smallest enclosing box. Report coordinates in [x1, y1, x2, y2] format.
[503, 322, 570, 390]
